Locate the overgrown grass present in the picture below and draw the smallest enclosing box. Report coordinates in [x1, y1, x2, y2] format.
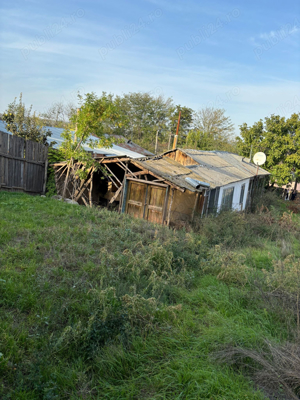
[0, 191, 299, 399]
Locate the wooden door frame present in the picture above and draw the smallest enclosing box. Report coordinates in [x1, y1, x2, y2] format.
[124, 178, 169, 224]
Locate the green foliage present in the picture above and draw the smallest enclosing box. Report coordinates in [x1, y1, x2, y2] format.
[186, 107, 236, 152]
[236, 113, 300, 186]
[2, 93, 51, 144]
[111, 92, 174, 152]
[46, 148, 64, 197]
[40, 101, 76, 128]
[169, 104, 194, 146]
[57, 92, 124, 184]
[0, 191, 299, 399]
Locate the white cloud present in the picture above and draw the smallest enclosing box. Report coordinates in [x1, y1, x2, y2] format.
[258, 23, 300, 41]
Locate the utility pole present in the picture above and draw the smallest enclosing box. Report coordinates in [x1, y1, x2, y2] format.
[172, 111, 181, 149]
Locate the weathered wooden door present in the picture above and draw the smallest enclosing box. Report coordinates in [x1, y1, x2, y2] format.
[125, 181, 147, 219]
[145, 185, 166, 224]
[125, 180, 167, 224]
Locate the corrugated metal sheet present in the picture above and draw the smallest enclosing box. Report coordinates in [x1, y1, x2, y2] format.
[165, 149, 270, 188]
[0, 121, 147, 159]
[117, 140, 154, 157]
[91, 134, 154, 156]
[133, 157, 207, 192]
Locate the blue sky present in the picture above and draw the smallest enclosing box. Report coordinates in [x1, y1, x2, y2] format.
[0, 0, 299, 133]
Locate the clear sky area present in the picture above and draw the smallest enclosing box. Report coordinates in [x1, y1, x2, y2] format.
[0, 0, 299, 133]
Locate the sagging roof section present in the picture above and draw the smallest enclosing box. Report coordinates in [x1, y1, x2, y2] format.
[163, 149, 270, 188]
[133, 156, 209, 192]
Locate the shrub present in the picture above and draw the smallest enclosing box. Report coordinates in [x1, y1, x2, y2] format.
[203, 245, 252, 286]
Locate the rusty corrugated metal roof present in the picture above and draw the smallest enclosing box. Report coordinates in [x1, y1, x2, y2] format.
[133, 157, 207, 192]
[163, 149, 270, 188]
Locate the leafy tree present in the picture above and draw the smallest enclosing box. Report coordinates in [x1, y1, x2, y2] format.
[110, 92, 173, 152]
[186, 107, 235, 151]
[41, 101, 77, 128]
[169, 105, 193, 147]
[2, 93, 51, 144]
[58, 92, 124, 198]
[236, 120, 264, 158]
[236, 113, 300, 186]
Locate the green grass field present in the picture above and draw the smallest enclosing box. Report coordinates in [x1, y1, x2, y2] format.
[0, 191, 299, 399]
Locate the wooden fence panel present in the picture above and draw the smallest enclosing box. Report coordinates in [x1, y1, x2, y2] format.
[0, 131, 48, 194]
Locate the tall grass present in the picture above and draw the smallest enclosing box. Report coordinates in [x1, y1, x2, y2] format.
[0, 190, 299, 399]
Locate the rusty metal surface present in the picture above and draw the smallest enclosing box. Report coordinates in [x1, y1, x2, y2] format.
[134, 157, 207, 192]
[165, 149, 270, 188]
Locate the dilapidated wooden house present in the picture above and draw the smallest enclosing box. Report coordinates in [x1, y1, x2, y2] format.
[53, 148, 270, 226]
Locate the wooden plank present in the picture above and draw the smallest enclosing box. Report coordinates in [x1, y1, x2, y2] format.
[100, 157, 129, 164]
[162, 186, 169, 223]
[103, 163, 122, 186]
[142, 184, 148, 219]
[126, 177, 167, 188]
[43, 159, 48, 195]
[75, 174, 93, 202]
[132, 170, 149, 177]
[191, 192, 200, 222]
[0, 152, 44, 165]
[89, 171, 93, 207]
[0, 133, 8, 186]
[130, 160, 185, 192]
[109, 184, 123, 204]
[167, 188, 174, 226]
[0, 131, 47, 194]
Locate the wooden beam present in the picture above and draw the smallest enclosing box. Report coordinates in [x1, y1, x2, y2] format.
[89, 170, 93, 207]
[162, 185, 169, 223]
[73, 167, 93, 198]
[103, 163, 122, 186]
[116, 162, 126, 171]
[191, 192, 200, 222]
[0, 151, 44, 166]
[109, 184, 123, 204]
[119, 161, 129, 213]
[130, 160, 185, 192]
[126, 177, 168, 188]
[62, 163, 71, 198]
[131, 170, 149, 177]
[75, 174, 93, 201]
[167, 188, 174, 226]
[100, 157, 129, 164]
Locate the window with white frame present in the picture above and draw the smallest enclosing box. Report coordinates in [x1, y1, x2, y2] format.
[221, 187, 234, 211]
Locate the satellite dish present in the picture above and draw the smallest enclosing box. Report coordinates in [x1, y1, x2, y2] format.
[253, 152, 266, 166]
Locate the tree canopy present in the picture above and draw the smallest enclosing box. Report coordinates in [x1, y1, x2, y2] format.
[41, 101, 77, 128]
[236, 113, 300, 186]
[59, 92, 122, 177]
[110, 92, 173, 152]
[186, 107, 236, 152]
[2, 93, 51, 144]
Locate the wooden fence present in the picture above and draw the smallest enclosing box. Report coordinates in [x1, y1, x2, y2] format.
[0, 130, 48, 194]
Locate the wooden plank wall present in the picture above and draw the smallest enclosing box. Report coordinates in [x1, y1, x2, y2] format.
[0, 131, 48, 194]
